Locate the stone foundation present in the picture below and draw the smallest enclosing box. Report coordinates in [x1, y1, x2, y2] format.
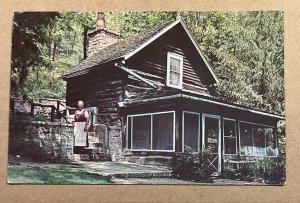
[9, 121, 75, 163]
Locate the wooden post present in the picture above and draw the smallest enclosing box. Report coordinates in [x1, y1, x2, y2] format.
[220, 116, 224, 174]
[31, 103, 35, 117]
[56, 100, 60, 119]
[51, 106, 55, 122]
[90, 110, 94, 131]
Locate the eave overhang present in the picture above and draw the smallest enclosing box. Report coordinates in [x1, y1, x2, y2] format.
[118, 93, 285, 120]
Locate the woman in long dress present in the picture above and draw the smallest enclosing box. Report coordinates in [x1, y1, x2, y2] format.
[73, 100, 89, 154]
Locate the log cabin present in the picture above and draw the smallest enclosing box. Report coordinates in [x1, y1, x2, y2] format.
[62, 13, 284, 175]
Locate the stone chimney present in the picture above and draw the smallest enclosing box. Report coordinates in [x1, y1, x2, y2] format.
[87, 12, 122, 57]
[96, 12, 105, 28]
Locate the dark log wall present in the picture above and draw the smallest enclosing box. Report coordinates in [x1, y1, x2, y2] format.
[65, 64, 125, 124]
[125, 23, 215, 99]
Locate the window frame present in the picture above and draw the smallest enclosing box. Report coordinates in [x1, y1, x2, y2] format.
[182, 111, 201, 153]
[166, 52, 184, 89]
[222, 118, 238, 156]
[126, 111, 176, 152]
[238, 120, 277, 157]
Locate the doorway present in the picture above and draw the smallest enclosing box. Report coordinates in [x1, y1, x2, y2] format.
[202, 114, 221, 175]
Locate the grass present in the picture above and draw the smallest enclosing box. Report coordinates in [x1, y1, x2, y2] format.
[8, 163, 111, 184]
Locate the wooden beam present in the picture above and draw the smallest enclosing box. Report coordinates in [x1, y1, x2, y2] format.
[115, 63, 158, 89]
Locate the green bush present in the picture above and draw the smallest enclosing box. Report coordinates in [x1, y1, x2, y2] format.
[264, 157, 285, 184]
[172, 146, 214, 183]
[236, 157, 285, 184]
[237, 162, 255, 181]
[221, 168, 238, 180]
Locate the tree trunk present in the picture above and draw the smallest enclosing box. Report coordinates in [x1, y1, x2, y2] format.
[52, 43, 56, 61]
[36, 68, 39, 81]
[71, 31, 77, 51]
[83, 26, 88, 59]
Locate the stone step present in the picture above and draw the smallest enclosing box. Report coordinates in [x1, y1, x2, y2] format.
[91, 143, 103, 148]
[74, 153, 111, 161]
[124, 155, 173, 167]
[82, 147, 103, 154]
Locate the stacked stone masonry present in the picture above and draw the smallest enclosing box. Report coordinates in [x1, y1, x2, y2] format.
[9, 120, 122, 163]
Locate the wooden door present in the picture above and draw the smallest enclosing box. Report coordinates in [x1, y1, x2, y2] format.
[202, 114, 221, 176]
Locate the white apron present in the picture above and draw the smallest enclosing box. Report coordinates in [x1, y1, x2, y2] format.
[74, 122, 87, 146]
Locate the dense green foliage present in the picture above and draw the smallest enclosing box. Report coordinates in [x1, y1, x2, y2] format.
[11, 12, 96, 99]
[172, 146, 214, 183]
[222, 157, 286, 185]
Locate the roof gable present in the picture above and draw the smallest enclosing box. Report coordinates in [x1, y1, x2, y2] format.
[63, 18, 219, 84]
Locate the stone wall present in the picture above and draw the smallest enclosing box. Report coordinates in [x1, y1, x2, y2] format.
[9, 121, 75, 163]
[108, 126, 123, 161]
[9, 119, 123, 163]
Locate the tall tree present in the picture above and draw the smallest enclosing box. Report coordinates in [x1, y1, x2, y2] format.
[180, 11, 284, 114]
[11, 12, 58, 93]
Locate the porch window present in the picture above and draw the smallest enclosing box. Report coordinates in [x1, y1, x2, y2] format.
[265, 128, 277, 156]
[152, 113, 174, 150]
[127, 111, 175, 151]
[239, 122, 253, 156]
[166, 52, 183, 89]
[132, 115, 151, 150]
[253, 125, 266, 156]
[223, 119, 237, 155]
[239, 121, 277, 157]
[183, 112, 200, 152]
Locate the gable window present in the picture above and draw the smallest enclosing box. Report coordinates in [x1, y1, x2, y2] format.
[127, 111, 175, 151]
[166, 52, 183, 88]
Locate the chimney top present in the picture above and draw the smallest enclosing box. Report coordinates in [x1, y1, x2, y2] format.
[96, 12, 105, 29]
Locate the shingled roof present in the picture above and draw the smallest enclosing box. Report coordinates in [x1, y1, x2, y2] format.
[63, 18, 177, 77]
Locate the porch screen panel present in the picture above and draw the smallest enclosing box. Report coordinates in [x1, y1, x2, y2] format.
[183, 112, 200, 152]
[204, 117, 219, 153]
[132, 115, 151, 150]
[239, 122, 253, 156]
[152, 113, 174, 150]
[253, 125, 266, 156]
[266, 128, 277, 156]
[223, 119, 237, 155]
